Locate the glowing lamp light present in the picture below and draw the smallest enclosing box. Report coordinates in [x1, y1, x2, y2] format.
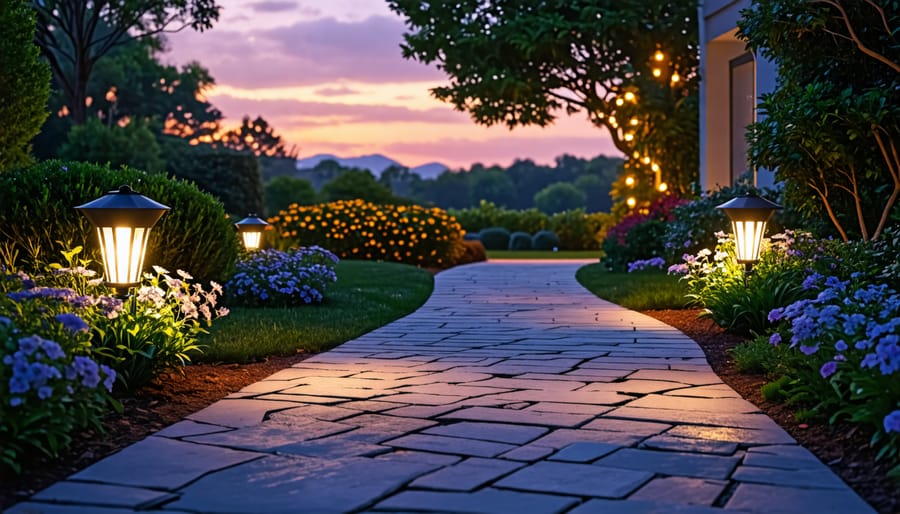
[651, 163, 660, 172]
[654, 50, 665, 62]
[671, 72, 681, 83]
[652, 68, 662, 77]
[657, 182, 668, 192]
[716, 193, 782, 270]
[616, 98, 624, 106]
[624, 92, 635, 102]
[626, 197, 637, 208]
[624, 132, 634, 141]
[625, 176, 636, 187]
[234, 214, 270, 251]
[76, 185, 170, 296]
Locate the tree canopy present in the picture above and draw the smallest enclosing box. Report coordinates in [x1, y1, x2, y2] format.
[739, 0, 899, 241]
[388, 0, 699, 195]
[32, 0, 220, 125]
[0, 0, 50, 170]
[219, 116, 298, 159]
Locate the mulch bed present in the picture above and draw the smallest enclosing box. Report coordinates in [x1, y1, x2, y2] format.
[2, 310, 897, 512]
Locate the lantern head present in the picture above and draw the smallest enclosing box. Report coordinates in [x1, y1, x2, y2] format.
[234, 214, 270, 251]
[716, 192, 782, 266]
[76, 185, 170, 295]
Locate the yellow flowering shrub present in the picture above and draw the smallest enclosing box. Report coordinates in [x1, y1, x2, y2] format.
[269, 200, 466, 268]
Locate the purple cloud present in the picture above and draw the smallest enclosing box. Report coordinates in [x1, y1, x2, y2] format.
[165, 15, 443, 88]
[249, 1, 298, 13]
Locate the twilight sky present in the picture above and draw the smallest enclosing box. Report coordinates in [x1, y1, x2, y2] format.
[163, 0, 621, 169]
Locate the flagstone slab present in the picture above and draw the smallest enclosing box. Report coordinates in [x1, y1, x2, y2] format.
[184, 420, 352, 451]
[495, 460, 652, 498]
[640, 435, 739, 455]
[386, 433, 517, 457]
[569, 499, 726, 514]
[523, 402, 612, 415]
[581, 418, 671, 436]
[665, 425, 795, 445]
[410, 457, 525, 491]
[169, 455, 437, 514]
[5, 504, 139, 514]
[629, 476, 728, 506]
[731, 466, 849, 489]
[724, 483, 876, 513]
[31, 481, 177, 509]
[440, 406, 593, 427]
[627, 394, 760, 414]
[603, 406, 781, 430]
[548, 442, 620, 463]
[424, 421, 548, 445]
[489, 389, 632, 405]
[594, 448, 740, 480]
[71, 437, 259, 490]
[154, 420, 232, 439]
[627, 370, 722, 385]
[374, 488, 579, 514]
[186, 398, 301, 428]
[530, 428, 645, 449]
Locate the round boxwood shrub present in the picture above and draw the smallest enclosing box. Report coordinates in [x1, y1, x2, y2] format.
[463, 232, 481, 241]
[508, 231, 533, 251]
[532, 230, 560, 251]
[0, 160, 238, 282]
[478, 227, 510, 250]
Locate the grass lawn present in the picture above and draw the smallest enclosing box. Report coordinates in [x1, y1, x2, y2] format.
[487, 250, 602, 259]
[576, 262, 689, 310]
[198, 260, 434, 363]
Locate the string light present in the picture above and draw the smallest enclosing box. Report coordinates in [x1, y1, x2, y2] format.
[626, 197, 637, 208]
[671, 72, 680, 83]
[625, 176, 635, 187]
[652, 68, 662, 77]
[657, 182, 668, 192]
[616, 98, 624, 106]
[624, 132, 634, 141]
[654, 50, 664, 62]
[624, 92, 635, 102]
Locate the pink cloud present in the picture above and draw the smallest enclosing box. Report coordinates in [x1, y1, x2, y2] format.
[249, 1, 298, 13]
[314, 85, 360, 97]
[210, 94, 469, 125]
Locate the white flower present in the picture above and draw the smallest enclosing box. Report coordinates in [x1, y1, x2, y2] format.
[698, 248, 712, 257]
[152, 265, 170, 275]
[177, 269, 193, 280]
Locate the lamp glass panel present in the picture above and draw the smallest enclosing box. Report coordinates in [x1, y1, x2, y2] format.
[733, 220, 766, 263]
[242, 231, 262, 250]
[98, 227, 114, 282]
[129, 227, 146, 284]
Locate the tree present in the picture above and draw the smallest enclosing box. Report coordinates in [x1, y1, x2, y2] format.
[31, 0, 220, 125]
[220, 115, 298, 158]
[574, 175, 611, 212]
[534, 182, 587, 214]
[59, 117, 164, 172]
[388, 0, 699, 194]
[0, 0, 50, 170]
[321, 169, 395, 204]
[469, 167, 518, 207]
[265, 176, 317, 216]
[739, 0, 899, 241]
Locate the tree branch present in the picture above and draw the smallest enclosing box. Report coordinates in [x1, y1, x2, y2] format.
[814, 0, 900, 74]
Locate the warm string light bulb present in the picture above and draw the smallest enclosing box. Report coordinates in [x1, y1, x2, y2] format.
[624, 92, 635, 102]
[630, 118, 639, 126]
[625, 176, 636, 187]
[671, 72, 680, 83]
[654, 50, 665, 62]
[624, 133, 634, 141]
[651, 163, 660, 172]
[657, 182, 668, 192]
[652, 68, 662, 78]
[626, 197, 637, 208]
[641, 156, 651, 165]
[616, 98, 624, 106]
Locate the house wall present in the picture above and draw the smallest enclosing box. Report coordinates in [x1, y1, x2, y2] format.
[699, 0, 777, 191]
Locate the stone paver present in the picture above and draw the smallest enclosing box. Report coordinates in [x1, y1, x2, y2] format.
[15, 261, 876, 514]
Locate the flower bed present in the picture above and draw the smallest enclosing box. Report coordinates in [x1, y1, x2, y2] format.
[225, 246, 338, 307]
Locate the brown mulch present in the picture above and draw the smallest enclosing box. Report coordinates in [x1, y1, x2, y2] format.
[643, 309, 900, 514]
[2, 310, 898, 513]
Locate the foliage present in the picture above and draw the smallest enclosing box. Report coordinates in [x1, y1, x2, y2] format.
[320, 169, 396, 204]
[454, 239, 488, 266]
[478, 227, 511, 251]
[32, 0, 221, 125]
[532, 230, 561, 251]
[265, 176, 317, 216]
[200, 260, 433, 363]
[730, 337, 784, 375]
[388, 0, 699, 195]
[627, 257, 665, 273]
[219, 115, 298, 158]
[549, 210, 608, 251]
[0, 0, 50, 171]
[60, 118, 164, 173]
[508, 232, 533, 251]
[767, 273, 900, 472]
[576, 264, 688, 311]
[0, 160, 238, 283]
[269, 200, 465, 268]
[739, 0, 900, 241]
[450, 201, 548, 234]
[602, 195, 687, 270]
[163, 141, 264, 217]
[225, 247, 339, 308]
[871, 226, 900, 291]
[534, 182, 586, 214]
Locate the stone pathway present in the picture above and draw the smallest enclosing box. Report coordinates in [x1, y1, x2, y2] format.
[11, 260, 875, 514]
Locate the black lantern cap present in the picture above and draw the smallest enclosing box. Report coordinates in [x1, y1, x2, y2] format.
[75, 185, 170, 227]
[234, 214, 270, 230]
[716, 192, 782, 223]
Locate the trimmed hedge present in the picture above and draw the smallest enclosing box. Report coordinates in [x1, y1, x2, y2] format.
[269, 199, 465, 268]
[532, 230, 560, 250]
[508, 231, 533, 250]
[478, 227, 511, 251]
[0, 160, 238, 282]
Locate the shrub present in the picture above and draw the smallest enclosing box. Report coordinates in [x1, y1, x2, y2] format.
[549, 210, 608, 250]
[225, 247, 339, 307]
[478, 227, 511, 250]
[269, 200, 464, 268]
[0, 0, 50, 171]
[449, 200, 548, 234]
[730, 336, 785, 375]
[767, 273, 900, 473]
[533, 182, 586, 214]
[0, 160, 238, 283]
[603, 195, 687, 270]
[265, 176, 317, 216]
[532, 230, 560, 251]
[164, 141, 264, 216]
[508, 231, 532, 251]
[60, 118, 164, 173]
[453, 239, 487, 266]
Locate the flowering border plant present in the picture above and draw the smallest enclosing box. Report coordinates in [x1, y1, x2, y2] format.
[225, 246, 339, 307]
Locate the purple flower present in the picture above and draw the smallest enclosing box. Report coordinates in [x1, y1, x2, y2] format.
[769, 333, 782, 346]
[884, 411, 900, 434]
[820, 361, 838, 378]
[55, 313, 90, 334]
[9, 397, 23, 407]
[38, 385, 54, 399]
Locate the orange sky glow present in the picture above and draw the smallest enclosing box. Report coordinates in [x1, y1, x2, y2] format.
[164, 0, 621, 170]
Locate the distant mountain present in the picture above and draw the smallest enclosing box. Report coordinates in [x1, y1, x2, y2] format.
[295, 153, 447, 178]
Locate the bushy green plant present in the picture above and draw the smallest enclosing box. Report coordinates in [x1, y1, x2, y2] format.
[60, 118, 164, 173]
[265, 176, 317, 216]
[508, 231, 532, 251]
[533, 182, 585, 214]
[0, 160, 238, 283]
[730, 336, 785, 375]
[478, 227, 511, 251]
[225, 247, 338, 307]
[270, 200, 464, 268]
[767, 273, 900, 474]
[532, 230, 560, 251]
[549, 210, 608, 251]
[602, 196, 686, 269]
[449, 200, 548, 234]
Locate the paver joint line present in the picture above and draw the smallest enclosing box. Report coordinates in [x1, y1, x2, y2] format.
[12, 260, 876, 514]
